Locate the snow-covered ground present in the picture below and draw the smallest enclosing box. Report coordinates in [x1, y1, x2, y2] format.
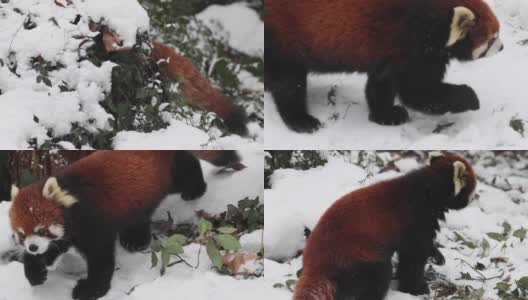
[264, 151, 528, 299]
[265, 0, 528, 149]
[0, 149, 264, 300]
[0, 0, 262, 149]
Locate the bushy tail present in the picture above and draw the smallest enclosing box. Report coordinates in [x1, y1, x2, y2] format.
[150, 41, 248, 136]
[294, 273, 336, 300]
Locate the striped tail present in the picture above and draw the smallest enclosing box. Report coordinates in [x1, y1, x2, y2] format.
[293, 273, 336, 300]
[151, 41, 248, 136]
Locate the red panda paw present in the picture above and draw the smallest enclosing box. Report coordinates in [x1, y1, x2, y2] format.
[119, 221, 152, 252]
[24, 254, 47, 286]
[369, 106, 409, 126]
[399, 280, 430, 296]
[444, 84, 480, 113]
[224, 106, 249, 136]
[181, 181, 207, 201]
[72, 279, 110, 300]
[285, 113, 321, 133]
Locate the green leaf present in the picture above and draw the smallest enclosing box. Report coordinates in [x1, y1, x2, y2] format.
[513, 228, 527, 242]
[206, 239, 223, 269]
[42, 76, 52, 87]
[285, 279, 297, 292]
[198, 218, 213, 237]
[151, 252, 158, 269]
[213, 234, 241, 251]
[487, 232, 508, 242]
[273, 283, 284, 289]
[495, 282, 511, 291]
[160, 247, 170, 275]
[502, 221, 512, 235]
[151, 239, 162, 252]
[516, 277, 528, 290]
[167, 234, 187, 245]
[480, 238, 490, 258]
[217, 226, 237, 234]
[165, 240, 184, 255]
[453, 232, 477, 249]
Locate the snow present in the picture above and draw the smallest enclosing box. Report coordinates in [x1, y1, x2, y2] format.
[197, 3, 263, 57]
[265, 0, 528, 149]
[0, 149, 264, 300]
[78, 0, 150, 48]
[264, 152, 528, 299]
[0, 1, 262, 149]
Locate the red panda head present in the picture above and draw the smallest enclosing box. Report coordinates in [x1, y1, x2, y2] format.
[446, 1, 502, 60]
[427, 152, 477, 209]
[9, 182, 65, 255]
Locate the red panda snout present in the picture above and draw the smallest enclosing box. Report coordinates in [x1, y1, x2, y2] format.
[472, 32, 503, 60]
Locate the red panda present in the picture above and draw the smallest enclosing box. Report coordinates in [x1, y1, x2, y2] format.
[293, 152, 477, 300]
[65, 0, 249, 136]
[9, 150, 241, 300]
[265, 0, 502, 132]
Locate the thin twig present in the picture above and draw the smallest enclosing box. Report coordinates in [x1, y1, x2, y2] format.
[9, 14, 29, 53]
[455, 258, 504, 281]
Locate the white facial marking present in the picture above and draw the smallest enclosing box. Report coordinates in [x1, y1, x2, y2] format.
[24, 235, 51, 255]
[453, 161, 467, 196]
[17, 228, 24, 235]
[34, 225, 44, 234]
[472, 34, 503, 60]
[49, 224, 64, 238]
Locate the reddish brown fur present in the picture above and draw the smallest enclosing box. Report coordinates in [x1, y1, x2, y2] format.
[266, 0, 499, 68]
[60, 151, 174, 219]
[10, 150, 240, 233]
[11, 151, 175, 231]
[447, 0, 500, 50]
[10, 185, 64, 237]
[151, 41, 237, 120]
[294, 154, 476, 300]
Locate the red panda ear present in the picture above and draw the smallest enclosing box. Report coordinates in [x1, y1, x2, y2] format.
[42, 177, 77, 207]
[447, 7, 476, 47]
[453, 161, 467, 196]
[428, 151, 445, 165]
[10, 185, 19, 199]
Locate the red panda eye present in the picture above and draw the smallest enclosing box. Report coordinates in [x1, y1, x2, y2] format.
[37, 228, 47, 235]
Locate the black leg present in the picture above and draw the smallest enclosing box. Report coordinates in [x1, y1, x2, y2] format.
[171, 151, 206, 201]
[397, 247, 430, 295]
[335, 261, 392, 300]
[396, 63, 479, 115]
[265, 32, 320, 133]
[119, 219, 151, 252]
[43, 239, 71, 266]
[366, 68, 409, 125]
[23, 252, 48, 286]
[73, 232, 116, 300]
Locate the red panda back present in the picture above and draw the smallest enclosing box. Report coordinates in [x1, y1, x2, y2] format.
[266, 0, 415, 67]
[302, 178, 414, 276]
[58, 151, 175, 220]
